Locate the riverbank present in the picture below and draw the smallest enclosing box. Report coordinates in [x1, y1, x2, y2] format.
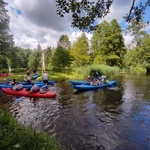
[1, 64, 122, 82]
[0, 109, 63, 150]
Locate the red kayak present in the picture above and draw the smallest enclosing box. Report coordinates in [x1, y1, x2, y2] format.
[2, 88, 56, 98]
[0, 73, 11, 77]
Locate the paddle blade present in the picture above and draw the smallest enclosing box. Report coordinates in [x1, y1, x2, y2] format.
[16, 96, 25, 102]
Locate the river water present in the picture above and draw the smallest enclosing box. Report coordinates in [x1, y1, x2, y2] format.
[0, 74, 150, 150]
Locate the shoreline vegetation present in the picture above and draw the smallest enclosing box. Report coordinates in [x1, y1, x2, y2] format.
[1, 64, 147, 82]
[0, 64, 147, 149]
[0, 109, 63, 150]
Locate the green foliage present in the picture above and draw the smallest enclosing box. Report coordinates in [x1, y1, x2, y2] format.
[0, 0, 14, 69]
[51, 46, 72, 72]
[8, 47, 32, 68]
[56, 0, 113, 31]
[57, 34, 71, 50]
[45, 47, 52, 68]
[93, 55, 106, 64]
[28, 50, 42, 69]
[56, 0, 150, 31]
[126, 20, 148, 47]
[70, 33, 90, 67]
[0, 55, 8, 68]
[11, 68, 25, 73]
[73, 64, 120, 79]
[0, 109, 62, 150]
[128, 66, 146, 75]
[124, 35, 150, 71]
[91, 19, 126, 67]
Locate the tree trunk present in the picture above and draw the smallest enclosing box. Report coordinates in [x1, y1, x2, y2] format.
[146, 67, 150, 75]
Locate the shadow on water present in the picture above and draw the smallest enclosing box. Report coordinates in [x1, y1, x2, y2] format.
[0, 75, 150, 150]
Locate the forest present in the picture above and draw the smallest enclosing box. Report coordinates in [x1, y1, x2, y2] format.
[0, 0, 150, 75]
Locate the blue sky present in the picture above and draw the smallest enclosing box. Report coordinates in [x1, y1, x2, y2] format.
[5, 0, 150, 49]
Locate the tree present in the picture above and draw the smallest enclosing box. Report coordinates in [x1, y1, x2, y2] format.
[91, 19, 126, 67]
[141, 37, 150, 75]
[28, 50, 42, 69]
[56, 0, 150, 31]
[0, 0, 14, 69]
[8, 47, 32, 68]
[45, 47, 52, 68]
[70, 33, 90, 67]
[124, 36, 150, 75]
[126, 20, 149, 47]
[51, 47, 72, 71]
[57, 34, 71, 50]
[109, 19, 126, 67]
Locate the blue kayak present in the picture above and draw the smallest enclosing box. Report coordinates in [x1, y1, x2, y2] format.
[72, 80, 116, 90]
[69, 80, 116, 85]
[19, 80, 54, 85]
[0, 83, 47, 89]
[31, 73, 39, 80]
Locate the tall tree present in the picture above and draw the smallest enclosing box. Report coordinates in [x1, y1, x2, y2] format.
[124, 35, 150, 75]
[28, 49, 42, 69]
[0, 0, 14, 68]
[126, 20, 148, 47]
[70, 33, 90, 67]
[109, 19, 126, 67]
[91, 19, 126, 67]
[57, 34, 71, 50]
[45, 47, 52, 68]
[8, 47, 32, 68]
[91, 21, 110, 65]
[51, 47, 72, 71]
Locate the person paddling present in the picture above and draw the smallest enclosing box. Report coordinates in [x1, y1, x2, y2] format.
[9, 78, 17, 86]
[29, 83, 40, 93]
[12, 82, 23, 91]
[24, 72, 31, 84]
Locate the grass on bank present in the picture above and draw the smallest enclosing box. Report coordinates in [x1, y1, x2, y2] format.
[1, 64, 147, 83]
[0, 109, 63, 150]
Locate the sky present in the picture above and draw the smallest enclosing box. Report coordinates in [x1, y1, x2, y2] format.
[4, 0, 149, 50]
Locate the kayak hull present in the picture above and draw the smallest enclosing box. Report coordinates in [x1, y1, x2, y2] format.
[0, 73, 11, 77]
[0, 83, 47, 89]
[72, 81, 116, 90]
[19, 80, 54, 85]
[69, 80, 90, 85]
[2, 88, 56, 98]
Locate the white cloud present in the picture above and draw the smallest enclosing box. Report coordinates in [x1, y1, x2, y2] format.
[5, 0, 143, 49]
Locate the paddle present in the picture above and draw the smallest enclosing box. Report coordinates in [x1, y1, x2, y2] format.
[16, 96, 25, 102]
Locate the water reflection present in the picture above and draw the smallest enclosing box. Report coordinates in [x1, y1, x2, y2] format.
[1, 75, 150, 150]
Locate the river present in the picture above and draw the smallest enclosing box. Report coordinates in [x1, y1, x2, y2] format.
[0, 74, 150, 150]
